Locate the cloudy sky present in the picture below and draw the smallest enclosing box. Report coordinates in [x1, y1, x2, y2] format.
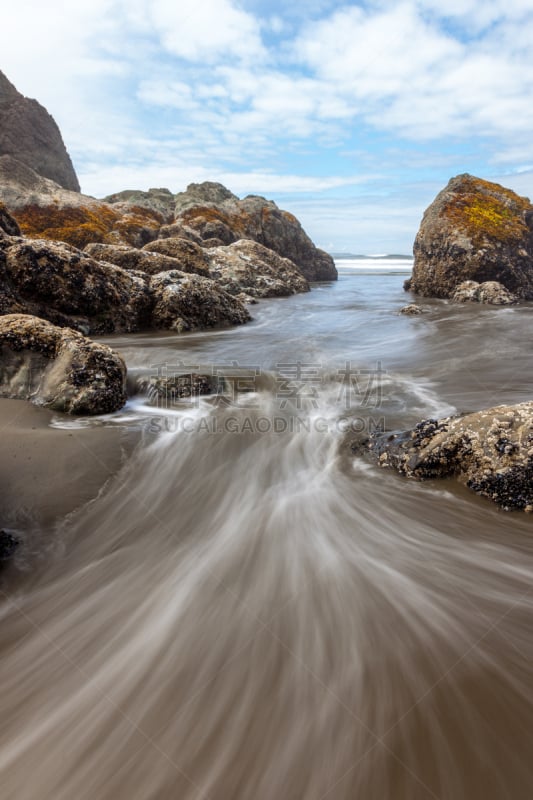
[2, 0, 533, 253]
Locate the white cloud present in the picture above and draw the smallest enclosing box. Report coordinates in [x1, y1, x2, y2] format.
[149, 0, 265, 63]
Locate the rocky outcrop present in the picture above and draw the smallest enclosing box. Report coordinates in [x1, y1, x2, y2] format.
[0, 157, 163, 249]
[408, 174, 533, 300]
[1, 237, 151, 334]
[206, 239, 309, 297]
[150, 271, 251, 332]
[166, 183, 337, 282]
[451, 280, 517, 305]
[141, 237, 211, 276]
[0, 314, 126, 414]
[0, 70, 79, 192]
[356, 402, 533, 510]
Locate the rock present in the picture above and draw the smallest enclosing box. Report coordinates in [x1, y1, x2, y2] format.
[206, 239, 309, 297]
[451, 280, 517, 305]
[136, 372, 224, 405]
[1, 238, 152, 334]
[0, 314, 126, 414]
[0, 70, 80, 192]
[103, 188, 175, 220]
[84, 242, 208, 277]
[169, 182, 337, 281]
[0, 529, 19, 561]
[0, 202, 20, 236]
[141, 237, 211, 276]
[0, 156, 163, 249]
[399, 304, 422, 315]
[409, 174, 533, 299]
[150, 271, 251, 332]
[359, 401, 533, 510]
[174, 181, 238, 214]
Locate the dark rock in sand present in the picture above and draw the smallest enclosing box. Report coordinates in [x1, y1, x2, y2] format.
[409, 174, 533, 300]
[451, 280, 517, 305]
[0, 314, 126, 414]
[206, 239, 309, 297]
[358, 401, 533, 510]
[0, 529, 19, 561]
[0, 70, 80, 192]
[150, 270, 251, 332]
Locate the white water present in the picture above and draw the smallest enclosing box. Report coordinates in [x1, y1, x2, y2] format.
[1, 273, 533, 799]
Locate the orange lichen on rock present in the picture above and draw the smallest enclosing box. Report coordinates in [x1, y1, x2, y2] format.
[15, 203, 120, 249]
[14, 202, 164, 249]
[442, 176, 530, 245]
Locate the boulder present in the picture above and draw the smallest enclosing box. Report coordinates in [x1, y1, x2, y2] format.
[399, 303, 422, 315]
[357, 402, 533, 510]
[84, 242, 208, 277]
[0, 314, 126, 414]
[141, 237, 211, 276]
[0, 70, 80, 192]
[1, 237, 152, 334]
[135, 372, 224, 405]
[409, 174, 533, 299]
[206, 239, 309, 297]
[150, 271, 251, 332]
[451, 280, 517, 305]
[168, 183, 337, 281]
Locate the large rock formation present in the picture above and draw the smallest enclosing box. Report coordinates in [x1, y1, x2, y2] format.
[0, 70, 80, 192]
[407, 174, 533, 299]
[0, 233, 250, 335]
[0, 314, 126, 414]
[164, 185, 337, 282]
[356, 402, 533, 511]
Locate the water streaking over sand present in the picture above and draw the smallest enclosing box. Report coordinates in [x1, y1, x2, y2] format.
[0, 273, 532, 799]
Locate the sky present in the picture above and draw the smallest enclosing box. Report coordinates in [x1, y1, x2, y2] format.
[2, 0, 533, 254]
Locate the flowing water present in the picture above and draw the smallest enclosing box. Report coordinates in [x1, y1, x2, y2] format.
[1, 262, 533, 799]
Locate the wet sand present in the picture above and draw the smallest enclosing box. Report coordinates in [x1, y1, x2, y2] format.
[0, 399, 137, 536]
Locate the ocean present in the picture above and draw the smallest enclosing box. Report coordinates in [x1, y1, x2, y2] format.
[1, 264, 532, 799]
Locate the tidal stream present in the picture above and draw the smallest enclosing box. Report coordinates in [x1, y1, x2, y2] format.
[1, 268, 533, 799]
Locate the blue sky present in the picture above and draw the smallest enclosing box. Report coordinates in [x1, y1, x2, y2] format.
[2, 0, 533, 253]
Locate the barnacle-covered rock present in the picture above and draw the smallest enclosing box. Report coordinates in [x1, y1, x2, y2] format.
[149, 270, 251, 332]
[357, 402, 533, 510]
[206, 239, 309, 297]
[1, 238, 151, 334]
[0, 314, 126, 414]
